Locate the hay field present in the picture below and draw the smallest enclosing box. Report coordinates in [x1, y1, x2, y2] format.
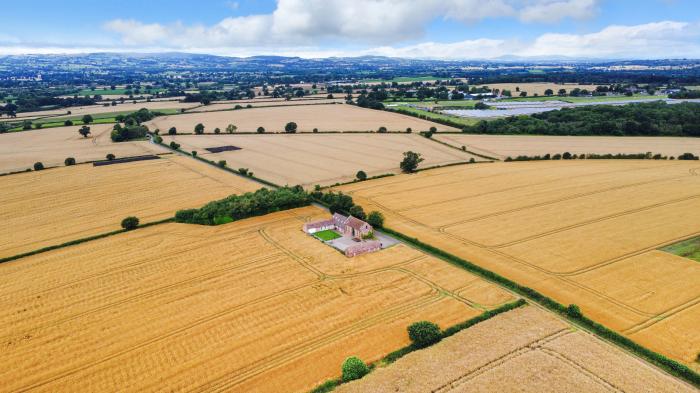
[337, 160, 700, 366]
[146, 104, 458, 133]
[0, 206, 514, 392]
[0, 124, 167, 174]
[162, 133, 480, 186]
[477, 82, 600, 96]
[338, 306, 695, 393]
[0, 156, 260, 258]
[435, 134, 700, 160]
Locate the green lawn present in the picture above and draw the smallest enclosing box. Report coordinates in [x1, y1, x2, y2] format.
[314, 229, 342, 241]
[392, 105, 477, 127]
[661, 237, 700, 263]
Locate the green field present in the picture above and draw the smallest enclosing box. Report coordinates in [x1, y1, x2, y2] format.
[314, 229, 342, 241]
[77, 87, 165, 96]
[390, 105, 477, 127]
[361, 76, 441, 83]
[661, 237, 700, 263]
[6, 107, 181, 131]
[506, 94, 667, 103]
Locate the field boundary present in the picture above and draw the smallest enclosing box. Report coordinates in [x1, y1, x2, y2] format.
[0, 218, 174, 265]
[378, 226, 700, 388]
[308, 299, 528, 393]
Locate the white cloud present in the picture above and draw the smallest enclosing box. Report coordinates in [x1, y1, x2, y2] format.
[519, 0, 598, 23]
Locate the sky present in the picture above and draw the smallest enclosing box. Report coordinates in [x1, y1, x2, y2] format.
[0, 0, 699, 59]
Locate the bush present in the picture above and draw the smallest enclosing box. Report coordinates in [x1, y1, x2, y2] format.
[168, 126, 177, 135]
[356, 170, 367, 181]
[218, 160, 227, 168]
[226, 124, 237, 133]
[153, 135, 163, 144]
[194, 123, 205, 134]
[341, 356, 369, 382]
[429, 126, 437, 133]
[349, 205, 366, 220]
[64, 120, 73, 126]
[191, 151, 197, 157]
[239, 168, 249, 175]
[285, 122, 298, 133]
[121, 216, 139, 230]
[22, 121, 32, 130]
[33, 162, 44, 171]
[406, 127, 412, 133]
[313, 128, 319, 133]
[169, 141, 181, 150]
[82, 114, 93, 124]
[377, 126, 387, 133]
[407, 321, 442, 348]
[367, 211, 384, 228]
[257, 126, 265, 133]
[106, 153, 116, 161]
[64, 157, 76, 166]
[214, 127, 221, 134]
[567, 304, 582, 318]
[78, 126, 91, 138]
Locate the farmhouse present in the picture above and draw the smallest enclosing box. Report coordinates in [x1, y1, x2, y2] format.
[304, 213, 373, 240]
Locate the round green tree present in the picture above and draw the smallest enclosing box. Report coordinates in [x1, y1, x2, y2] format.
[121, 216, 139, 230]
[341, 356, 369, 382]
[366, 211, 384, 228]
[356, 170, 367, 181]
[33, 162, 45, 171]
[408, 321, 442, 348]
[64, 157, 76, 166]
[285, 122, 298, 133]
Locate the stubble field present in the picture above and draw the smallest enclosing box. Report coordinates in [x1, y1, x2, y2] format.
[476, 82, 600, 96]
[0, 156, 260, 258]
[162, 133, 481, 186]
[338, 306, 696, 393]
[147, 104, 458, 133]
[0, 124, 167, 174]
[1, 100, 198, 122]
[184, 98, 346, 113]
[0, 206, 514, 392]
[435, 134, 700, 160]
[337, 160, 700, 367]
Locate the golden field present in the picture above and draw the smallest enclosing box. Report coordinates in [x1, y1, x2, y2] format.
[1, 100, 198, 122]
[0, 124, 167, 174]
[185, 98, 346, 113]
[162, 133, 480, 186]
[435, 134, 700, 160]
[0, 206, 514, 392]
[338, 306, 696, 393]
[0, 156, 260, 258]
[337, 160, 700, 366]
[476, 82, 600, 96]
[147, 103, 458, 133]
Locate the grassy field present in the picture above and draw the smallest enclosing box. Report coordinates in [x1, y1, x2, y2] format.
[662, 237, 700, 263]
[0, 206, 514, 392]
[162, 133, 480, 187]
[506, 94, 667, 103]
[361, 76, 440, 83]
[76, 87, 165, 96]
[7, 108, 183, 131]
[390, 105, 478, 127]
[338, 306, 696, 393]
[337, 160, 700, 367]
[315, 229, 342, 241]
[0, 156, 261, 258]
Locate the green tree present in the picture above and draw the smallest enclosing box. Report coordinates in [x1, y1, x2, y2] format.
[400, 151, 424, 173]
[168, 126, 177, 135]
[349, 205, 366, 220]
[218, 160, 227, 168]
[64, 120, 74, 126]
[356, 170, 367, 181]
[408, 321, 442, 348]
[567, 304, 582, 318]
[214, 127, 221, 134]
[33, 162, 44, 171]
[82, 114, 93, 124]
[194, 123, 205, 134]
[64, 157, 76, 166]
[106, 153, 116, 161]
[341, 357, 369, 382]
[121, 216, 139, 230]
[377, 126, 387, 133]
[285, 122, 298, 133]
[169, 141, 181, 150]
[257, 126, 265, 133]
[544, 88, 554, 96]
[226, 124, 237, 133]
[367, 211, 384, 228]
[78, 126, 91, 138]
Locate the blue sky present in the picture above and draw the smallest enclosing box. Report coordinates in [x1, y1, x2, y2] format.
[1, 0, 699, 58]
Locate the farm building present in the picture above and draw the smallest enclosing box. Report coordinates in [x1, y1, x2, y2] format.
[304, 213, 373, 240]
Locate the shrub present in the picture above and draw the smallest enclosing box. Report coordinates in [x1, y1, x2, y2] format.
[246, 104, 252, 108]
[64, 120, 73, 126]
[218, 160, 227, 168]
[214, 127, 221, 134]
[400, 151, 424, 173]
[153, 135, 163, 144]
[367, 211, 384, 228]
[349, 205, 366, 220]
[356, 170, 367, 181]
[64, 157, 76, 166]
[341, 357, 369, 382]
[168, 126, 177, 135]
[226, 124, 237, 133]
[234, 104, 243, 109]
[257, 126, 265, 133]
[285, 122, 298, 133]
[567, 304, 582, 318]
[408, 321, 442, 348]
[469, 158, 476, 163]
[313, 128, 319, 133]
[191, 151, 197, 157]
[33, 162, 44, 171]
[121, 216, 139, 230]
[106, 153, 116, 161]
[406, 127, 412, 133]
[429, 126, 437, 133]
[377, 126, 388, 133]
[82, 114, 93, 124]
[78, 125, 91, 138]
[194, 123, 205, 134]
[23, 120, 32, 130]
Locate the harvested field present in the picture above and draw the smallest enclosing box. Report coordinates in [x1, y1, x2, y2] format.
[185, 98, 345, 112]
[337, 160, 700, 365]
[0, 156, 260, 258]
[338, 306, 695, 393]
[2, 100, 198, 122]
[0, 206, 514, 392]
[0, 123, 167, 174]
[477, 82, 600, 96]
[147, 104, 458, 133]
[162, 133, 479, 186]
[435, 134, 700, 160]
